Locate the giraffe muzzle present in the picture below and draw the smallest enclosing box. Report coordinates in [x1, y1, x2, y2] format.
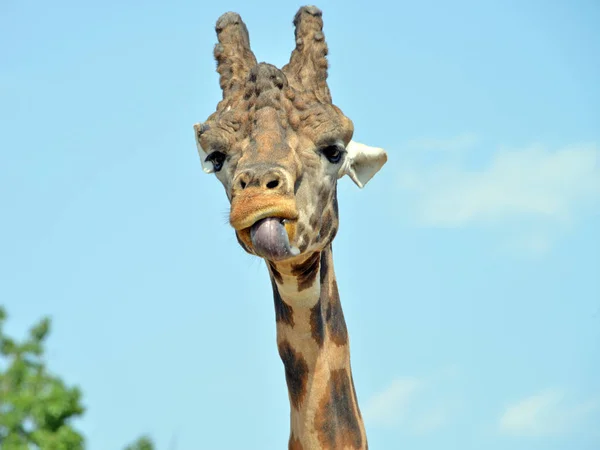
[229, 188, 300, 260]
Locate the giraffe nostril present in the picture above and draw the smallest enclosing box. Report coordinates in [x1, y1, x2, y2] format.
[236, 173, 250, 190]
[266, 179, 280, 189]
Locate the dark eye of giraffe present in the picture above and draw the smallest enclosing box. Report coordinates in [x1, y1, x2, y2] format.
[320, 145, 344, 164]
[205, 151, 227, 172]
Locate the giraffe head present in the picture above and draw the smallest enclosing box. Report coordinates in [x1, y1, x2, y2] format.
[194, 6, 387, 262]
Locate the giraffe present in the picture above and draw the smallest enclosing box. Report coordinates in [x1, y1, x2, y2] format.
[193, 6, 387, 449]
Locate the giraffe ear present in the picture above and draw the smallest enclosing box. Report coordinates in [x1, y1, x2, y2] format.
[340, 140, 388, 188]
[193, 123, 215, 174]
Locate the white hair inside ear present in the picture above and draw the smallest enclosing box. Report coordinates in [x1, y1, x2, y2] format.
[193, 123, 215, 174]
[340, 140, 388, 188]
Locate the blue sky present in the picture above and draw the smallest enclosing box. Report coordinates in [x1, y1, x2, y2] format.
[1, 0, 599, 449]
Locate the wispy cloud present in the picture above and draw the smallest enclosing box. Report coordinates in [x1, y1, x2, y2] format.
[499, 389, 599, 437]
[397, 137, 600, 252]
[363, 369, 460, 433]
[363, 377, 422, 427]
[399, 142, 599, 226]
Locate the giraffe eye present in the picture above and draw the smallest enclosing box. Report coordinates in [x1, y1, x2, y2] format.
[205, 151, 227, 172]
[321, 145, 344, 164]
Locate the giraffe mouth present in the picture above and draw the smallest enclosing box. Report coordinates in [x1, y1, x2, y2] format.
[249, 217, 300, 261]
[230, 191, 301, 260]
[229, 192, 298, 230]
[229, 191, 300, 260]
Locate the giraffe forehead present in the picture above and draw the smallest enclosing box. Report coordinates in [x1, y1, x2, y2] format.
[207, 62, 351, 147]
[249, 107, 292, 154]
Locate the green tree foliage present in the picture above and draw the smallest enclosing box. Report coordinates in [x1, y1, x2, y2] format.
[0, 306, 85, 449]
[0, 307, 155, 450]
[123, 436, 155, 450]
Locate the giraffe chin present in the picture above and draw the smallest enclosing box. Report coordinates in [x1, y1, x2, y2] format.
[250, 217, 300, 261]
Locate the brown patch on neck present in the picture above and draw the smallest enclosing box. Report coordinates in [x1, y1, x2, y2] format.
[269, 262, 284, 284]
[325, 278, 348, 346]
[320, 251, 348, 346]
[271, 277, 294, 326]
[278, 340, 309, 409]
[314, 369, 363, 449]
[308, 250, 330, 348]
[291, 251, 320, 291]
[309, 301, 325, 347]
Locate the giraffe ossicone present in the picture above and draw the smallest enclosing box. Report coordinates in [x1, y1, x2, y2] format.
[193, 5, 386, 449]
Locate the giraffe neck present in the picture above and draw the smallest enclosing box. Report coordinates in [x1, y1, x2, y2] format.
[268, 246, 367, 450]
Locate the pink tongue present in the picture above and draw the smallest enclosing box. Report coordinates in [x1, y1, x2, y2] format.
[250, 218, 300, 261]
